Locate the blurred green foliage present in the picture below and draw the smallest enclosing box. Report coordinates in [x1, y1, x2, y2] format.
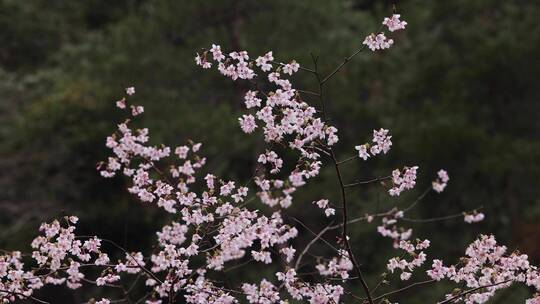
[1, 0, 539, 302]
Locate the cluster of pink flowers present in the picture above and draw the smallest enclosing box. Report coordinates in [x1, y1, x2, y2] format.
[377, 209, 412, 247]
[528, 297, 540, 304]
[276, 268, 345, 303]
[196, 43, 338, 212]
[313, 199, 336, 217]
[99, 86, 304, 302]
[389, 166, 419, 196]
[241, 279, 280, 304]
[355, 128, 392, 160]
[427, 235, 540, 303]
[362, 14, 406, 52]
[387, 239, 430, 281]
[363, 33, 394, 51]
[0, 216, 131, 302]
[239, 114, 257, 133]
[383, 14, 408, 32]
[464, 211, 485, 223]
[432, 169, 449, 193]
[258, 150, 283, 174]
[316, 250, 353, 280]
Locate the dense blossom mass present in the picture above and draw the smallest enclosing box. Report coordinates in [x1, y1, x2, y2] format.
[427, 235, 540, 303]
[0, 12, 538, 304]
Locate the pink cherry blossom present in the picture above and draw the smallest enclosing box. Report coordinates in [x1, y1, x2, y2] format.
[355, 144, 370, 160]
[363, 33, 394, 51]
[126, 86, 135, 95]
[464, 212, 485, 223]
[383, 14, 407, 32]
[239, 114, 257, 133]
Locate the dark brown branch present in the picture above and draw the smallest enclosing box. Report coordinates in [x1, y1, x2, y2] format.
[330, 149, 375, 304]
[402, 187, 432, 213]
[344, 176, 391, 188]
[437, 279, 513, 304]
[0, 289, 50, 304]
[294, 223, 334, 270]
[320, 46, 366, 85]
[320, 24, 384, 85]
[269, 60, 317, 74]
[336, 155, 357, 165]
[311, 54, 375, 304]
[76, 236, 163, 285]
[372, 279, 435, 301]
[290, 217, 339, 253]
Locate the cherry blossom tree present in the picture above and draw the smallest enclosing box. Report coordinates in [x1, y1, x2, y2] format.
[1, 11, 538, 304]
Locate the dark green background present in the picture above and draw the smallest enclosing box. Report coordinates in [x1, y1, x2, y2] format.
[1, 0, 539, 302]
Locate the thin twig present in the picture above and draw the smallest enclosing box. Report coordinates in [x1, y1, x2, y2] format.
[0, 289, 50, 304]
[295, 223, 334, 270]
[372, 279, 435, 301]
[76, 236, 163, 285]
[290, 217, 339, 253]
[336, 155, 357, 165]
[269, 60, 317, 74]
[402, 206, 484, 223]
[297, 89, 321, 97]
[320, 46, 366, 85]
[320, 24, 384, 85]
[437, 279, 513, 304]
[402, 187, 432, 213]
[344, 175, 391, 188]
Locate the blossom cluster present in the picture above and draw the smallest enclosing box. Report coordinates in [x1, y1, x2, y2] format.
[355, 128, 392, 160]
[528, 297, 540, 304]
[432, 169, 449, 193]
[316, 250, 354, 280]
[464, 211, 486, 223]
[387, 239, 430, 281]
[196, 43, 337, 211]
[427, 235, 540, 303]
[313, 199, 336, 217]
[362, 14, 406, 52]
[377, 209, 413, 247]
[383, 14, 408, 32]
[96, 86, 326, 302]
[81, 87, 292, 302]
[0, 216, 127, 302]
[389, 166, 419, 196]
[363, 33, 394, 51]
[276, 268, 345, 303]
